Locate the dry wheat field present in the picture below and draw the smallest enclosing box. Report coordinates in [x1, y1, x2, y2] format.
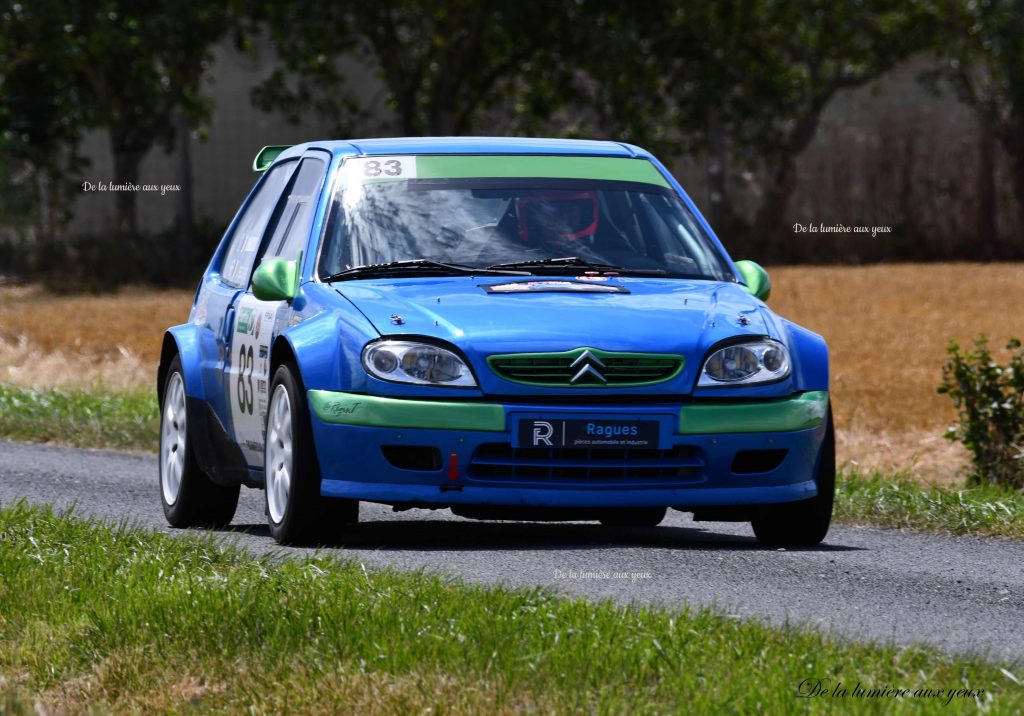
[2, 263, 1021, 482]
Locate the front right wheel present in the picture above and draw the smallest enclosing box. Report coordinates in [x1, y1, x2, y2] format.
[265, 362, 358, 545]
[750, 408, 835, 547]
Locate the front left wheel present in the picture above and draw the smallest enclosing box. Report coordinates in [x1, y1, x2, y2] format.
[265, 362, 358, 545]
[750, 408, 835, 547]
[160, 355, 239, 528]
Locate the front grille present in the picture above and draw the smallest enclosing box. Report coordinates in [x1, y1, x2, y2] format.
[488, 347, 683, 387]
[468, 443, 704, 485]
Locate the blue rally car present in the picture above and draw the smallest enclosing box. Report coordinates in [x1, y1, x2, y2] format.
[158, 137, 832, 546]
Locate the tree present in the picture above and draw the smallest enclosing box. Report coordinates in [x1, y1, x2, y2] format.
[579, 1, 934, 256]
[1, 1, 231, 269]
[69, 2, 230, 246]
[0, 1, 90, 250]
[249, 1, 579, 137]
[925, 0, 1024, 259]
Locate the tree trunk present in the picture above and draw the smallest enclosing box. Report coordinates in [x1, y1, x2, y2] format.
[175, 110, 195, 272]
[976, 110, 998, 260]
[1002, 115, 1024, 259]
[705, 109, 732, 243]
[751, 106, 823, 262]
[752, 157, 799, 261]
[110, 135, 144, 237]
[429, 107, 457, 136]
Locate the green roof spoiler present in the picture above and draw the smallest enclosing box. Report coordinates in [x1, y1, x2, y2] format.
[253, 145, 291, 172]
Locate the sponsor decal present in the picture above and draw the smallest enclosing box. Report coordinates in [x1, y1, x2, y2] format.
[325, 401, 362, 416]
[230, 295, 282, 466]
[344, 155, 669, 187]
[484, 280, 629, 294]
[518, 418, 660, 449]
[236, 306, 257, 335]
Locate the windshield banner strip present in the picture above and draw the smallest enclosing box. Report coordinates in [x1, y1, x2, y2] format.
[343, 155, 670, 188]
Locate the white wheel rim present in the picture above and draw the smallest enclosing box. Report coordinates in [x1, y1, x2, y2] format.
[160, 372, 188, 505]
[266, 384, 293, 524]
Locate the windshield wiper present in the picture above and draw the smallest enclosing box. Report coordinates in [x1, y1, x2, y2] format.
[323, 259, 531, 282]
[485, 256, 668, 277]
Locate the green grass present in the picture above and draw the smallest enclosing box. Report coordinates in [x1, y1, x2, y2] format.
[0, 503, 1021, 714]
[0, 384, 157, 451]
[836, 469, 1024, 538]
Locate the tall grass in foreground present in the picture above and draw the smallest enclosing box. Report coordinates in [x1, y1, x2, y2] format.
[836, 469, 1024, 538]
[0, 384, 157, 451]
[0, 503, 1021, 714]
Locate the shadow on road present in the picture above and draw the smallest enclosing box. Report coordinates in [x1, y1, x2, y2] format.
[211, 519, 864, 553]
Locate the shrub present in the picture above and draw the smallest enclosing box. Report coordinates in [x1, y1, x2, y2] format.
[938, 336, 1024, 489]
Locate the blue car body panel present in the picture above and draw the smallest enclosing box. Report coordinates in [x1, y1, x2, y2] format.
[160, 137, 830, 510]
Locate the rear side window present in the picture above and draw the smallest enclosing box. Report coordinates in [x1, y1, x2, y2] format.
[220, 161, 294, 287]
[263, 156, 326, 264]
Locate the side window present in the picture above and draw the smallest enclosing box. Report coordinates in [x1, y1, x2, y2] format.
[262, 157, 327, 266]
[220, 162, 295, 288]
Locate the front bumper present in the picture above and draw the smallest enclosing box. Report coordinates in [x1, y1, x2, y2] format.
[307, 390, 829, 509]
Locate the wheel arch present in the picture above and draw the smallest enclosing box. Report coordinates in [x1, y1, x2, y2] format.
[158, 325, 205, 404]
[270, 335, 302, 388]
[781, 319, 829, 392]
[273, 308, 374, 393]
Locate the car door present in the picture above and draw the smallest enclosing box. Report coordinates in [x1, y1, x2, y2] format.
[224, 152, 329, 466]
[195, 160, 297, 438]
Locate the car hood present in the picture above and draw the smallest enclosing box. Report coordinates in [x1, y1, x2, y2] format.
[334, 276, 774, 395]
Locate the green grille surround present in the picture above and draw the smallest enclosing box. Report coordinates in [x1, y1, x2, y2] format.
[487, 347, 684, 388]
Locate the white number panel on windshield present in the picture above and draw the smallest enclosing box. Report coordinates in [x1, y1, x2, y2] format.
[228, 294, 287, 465]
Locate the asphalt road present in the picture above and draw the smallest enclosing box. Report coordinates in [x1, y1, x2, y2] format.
[2, 440, 1022, 662]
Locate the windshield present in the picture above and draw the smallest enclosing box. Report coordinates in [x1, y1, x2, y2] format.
[318, 158, 733, 281]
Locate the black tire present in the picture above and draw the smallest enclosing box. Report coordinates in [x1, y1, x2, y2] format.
[160, 355, 239, 528]
[751, 409, 835, 547]
[599, 506, 667, 528]
[264, 362, 358, 545]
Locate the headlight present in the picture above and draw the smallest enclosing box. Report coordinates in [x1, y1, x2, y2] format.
[362, 341, 477, 387]
[698, 339, 790, 386]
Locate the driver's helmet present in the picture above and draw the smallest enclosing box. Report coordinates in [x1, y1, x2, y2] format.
[515, 190, 598, 247]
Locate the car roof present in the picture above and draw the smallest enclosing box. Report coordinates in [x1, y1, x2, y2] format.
[274, 137, 652, 163]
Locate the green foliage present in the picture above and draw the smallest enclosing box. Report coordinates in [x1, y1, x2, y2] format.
[0, 2, 232, 240]
[0, 1, 93, 246]
[938, 336, 1024, 489]
[836, 468, 1024, 537]
[1, 502, 1021, 713]
[924, 0, 1024, 228]
[249, 1, 580, 136]
[607, 1, 934, 250]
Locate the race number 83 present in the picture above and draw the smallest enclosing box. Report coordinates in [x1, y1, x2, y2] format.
[236, 344, 254, 415]
[346, 156, 417, 183]
[363, 159, 403, 177]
